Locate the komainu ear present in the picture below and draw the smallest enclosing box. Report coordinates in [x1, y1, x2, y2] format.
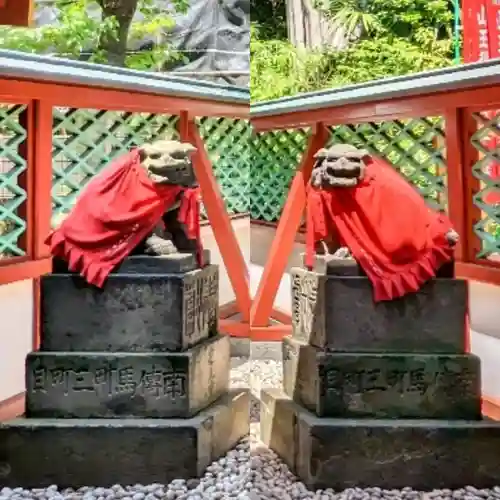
[313, 148, 329, 159]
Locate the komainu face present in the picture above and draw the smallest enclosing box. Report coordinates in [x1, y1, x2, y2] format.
[311, 143, 368, 188]
[139, 140, 198, 187]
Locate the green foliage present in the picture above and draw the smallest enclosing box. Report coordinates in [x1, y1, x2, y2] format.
[0, 0, 187, 69]
[250, 0, 287, 41]
[316, 0, 380, 36]
[251, 0, 457, 101]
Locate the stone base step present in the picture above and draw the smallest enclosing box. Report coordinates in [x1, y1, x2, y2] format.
[0, 389, 249, 488]
[41, 264, 219, 353]
[282, 336, 482, 419]
[26, 335, 230, 419]
[260, 389, 500, 491]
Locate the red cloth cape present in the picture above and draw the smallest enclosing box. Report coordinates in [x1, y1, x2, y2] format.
[46, 150, 203, 288]
[305, 157, 455, 302]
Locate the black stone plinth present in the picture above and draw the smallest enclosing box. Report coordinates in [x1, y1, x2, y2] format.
[52, 251, 212, 275]
[26, 334, 230, 419]
[291, 268, 467, 353]
[0, 389, 250, 489]
[282, 337, 481, 419]
[260, 389, 500, 491]
[41, 264, 219, 353]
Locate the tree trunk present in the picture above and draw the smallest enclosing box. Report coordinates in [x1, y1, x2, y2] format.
[96, 0, 139, 66]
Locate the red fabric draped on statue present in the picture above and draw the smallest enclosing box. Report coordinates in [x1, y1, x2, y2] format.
[46, 150, 203, 288]
[305, 156, 455, 302]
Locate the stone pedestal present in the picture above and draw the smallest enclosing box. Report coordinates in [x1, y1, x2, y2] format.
[0, 254, 249, 488]
[261, 263, 500, 490]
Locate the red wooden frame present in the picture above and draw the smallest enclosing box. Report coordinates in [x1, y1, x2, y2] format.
[0, 0, 31, 27]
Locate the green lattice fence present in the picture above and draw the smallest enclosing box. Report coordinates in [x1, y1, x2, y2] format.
[51, 110, 251, 225]
[250, 128, 309, 221]
[469, 109, 500, 260]
[52, 108, 180, 224]
[0, 104, 28, 258]
[249, 117, 448, 222]
[198, 117, 252, 215]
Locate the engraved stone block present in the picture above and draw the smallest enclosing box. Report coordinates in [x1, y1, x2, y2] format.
[41, 264, 219, 352]
[291, 268, 467, 353]
[26, 334, 229, 418]
[282, 336, 481, 419]
[0, 389, 250, 488]
[260, 389, 500, 491]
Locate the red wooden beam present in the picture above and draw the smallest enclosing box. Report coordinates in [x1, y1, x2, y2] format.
[456, 261, 500, 285]
[180, 112, 251, 323]
[0, 0, 31, 27]
[250, 123, 329, 328]
[0, 79, 249, 119]
[251, 86, 500, 132]
[0, 257, 51, 286]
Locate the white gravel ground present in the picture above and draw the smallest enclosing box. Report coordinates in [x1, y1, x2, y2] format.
[3, 355, 500, 499]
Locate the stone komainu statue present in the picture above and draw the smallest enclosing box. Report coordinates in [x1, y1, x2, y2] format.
[306, 143, 459, 302]
[46, 139, 203, 288]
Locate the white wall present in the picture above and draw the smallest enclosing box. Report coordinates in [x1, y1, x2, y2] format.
[250, 224, 500, 398]
[201, 216, 251, 306]
[250, 224, 302, 311]
[0, 279, 33, 401]
[469, 281, 500, 399]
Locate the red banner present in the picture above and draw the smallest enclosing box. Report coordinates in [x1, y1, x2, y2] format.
[462, 0, 489, 62]
[486, 0, 500, 58]
[462, 0, 500, 204]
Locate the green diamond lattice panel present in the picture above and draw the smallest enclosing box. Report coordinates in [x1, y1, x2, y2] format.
[197, 117, 252, 218]
[328, 117, 447, 212]
[250, 128, 310, 221]
[52, 108, 179, 223]
[470, 109, 500, 260]
[0, 104, 28, 258]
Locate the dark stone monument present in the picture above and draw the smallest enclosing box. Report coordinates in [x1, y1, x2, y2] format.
[0, 253, 250, 488]
[261, 258, 500, 490]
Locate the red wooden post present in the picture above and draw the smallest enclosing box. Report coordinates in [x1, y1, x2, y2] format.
[31, 100, 53, 350]
[179, 112, 252, 324]
[445, 108, 472, 353]
[250, 123, 329, 333]
[445, 109, 469, 262]
[461, 110, 482, 263]
[0, 0, 32, 26]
